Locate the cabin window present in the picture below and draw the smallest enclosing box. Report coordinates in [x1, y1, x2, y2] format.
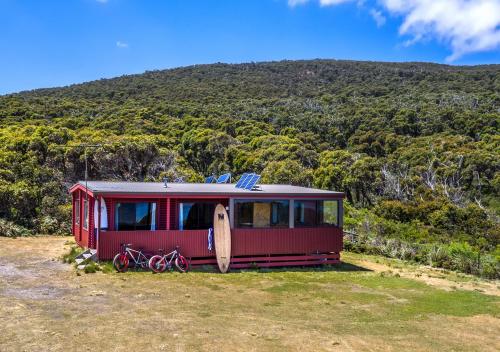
[235, 200, 289, 228]
[294, 200, 338, 227]
[115, 202, 157, 231]
[179, 202, 216, 230]
[74, 195, 80, 225]
[83, 198, 89, 229]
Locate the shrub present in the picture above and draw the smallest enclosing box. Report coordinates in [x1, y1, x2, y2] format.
[0, 218, 32, 237]
[448, 242, 479, 274]
[428, 245, 451, 268]
[84, 261, 101, 274]
[399, 243, 416, 261]
[39, 216, 60, 235]
[62, 245, 84, 264]
[479, 254, 499, 280]
[375, 200, 415, 223]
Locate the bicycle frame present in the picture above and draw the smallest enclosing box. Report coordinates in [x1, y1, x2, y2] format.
[123, 245, 149, 268]
[159, 249, 179, 269]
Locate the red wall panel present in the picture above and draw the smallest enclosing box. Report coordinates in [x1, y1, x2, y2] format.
[97, 227, 342, 260]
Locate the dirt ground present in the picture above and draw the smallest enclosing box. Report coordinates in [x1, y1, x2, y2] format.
[1, 236, 499, 352]
[346, 254, 500, 297]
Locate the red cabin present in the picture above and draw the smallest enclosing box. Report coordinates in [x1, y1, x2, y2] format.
[69, 181, 344, 268]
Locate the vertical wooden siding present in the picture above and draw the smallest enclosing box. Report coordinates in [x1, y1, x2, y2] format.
[98, 230, 210, 259]
[97, 227, 342, 260]
[73, 192, 96, 249]
[159, 199, 167, 230]
[232, 227, 342, 256]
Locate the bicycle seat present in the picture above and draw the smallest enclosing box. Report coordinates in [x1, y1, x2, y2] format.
[158, 249, 164, 252]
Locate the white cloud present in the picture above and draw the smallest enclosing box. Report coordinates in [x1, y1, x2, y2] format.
[288, 0, 500, 61]
[116, 41, 128, 48]
[370, 9, 386, 27]
[379, 0, 500, 61]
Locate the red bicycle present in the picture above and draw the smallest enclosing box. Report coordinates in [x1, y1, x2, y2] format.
[113, 243, 151, 272]
[149, 246, 189, 273]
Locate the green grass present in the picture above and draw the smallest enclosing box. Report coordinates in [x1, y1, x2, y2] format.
[60, 245, 84, 264]
[3, 236, 499, 351]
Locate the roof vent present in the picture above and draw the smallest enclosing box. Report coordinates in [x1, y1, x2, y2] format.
[163, 177, 168, 188]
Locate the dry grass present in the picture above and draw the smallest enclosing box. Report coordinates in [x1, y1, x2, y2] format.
[343, 252, 500, 296]
[0, 236, 499, 352]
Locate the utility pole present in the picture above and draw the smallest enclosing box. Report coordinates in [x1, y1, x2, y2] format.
[54, 143, 103, 213]
[81, 144, 102, 201]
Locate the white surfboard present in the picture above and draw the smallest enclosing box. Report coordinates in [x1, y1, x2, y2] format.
[213, 204, 231, 273]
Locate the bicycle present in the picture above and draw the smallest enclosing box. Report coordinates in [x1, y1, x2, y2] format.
[113, 243, 151, 272]
[148, 246, 189, 273]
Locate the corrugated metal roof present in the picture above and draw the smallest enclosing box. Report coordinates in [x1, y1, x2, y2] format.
[76, 181, 343, 197]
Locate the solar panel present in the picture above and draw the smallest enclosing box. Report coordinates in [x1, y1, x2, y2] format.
[243, 174, 261, 190]
[235, 173, 251, 188]
[239, 174, 253, 189]
[174, 177, 185, 183]
[205, 175, 215, 183]
[216, 173, 231, 184]
[241, 174, 260, 189]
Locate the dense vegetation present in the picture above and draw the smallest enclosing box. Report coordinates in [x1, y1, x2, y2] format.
[0, 60, 498, 276]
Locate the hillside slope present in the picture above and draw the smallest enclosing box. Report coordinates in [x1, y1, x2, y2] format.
[0, 59, 498, 277]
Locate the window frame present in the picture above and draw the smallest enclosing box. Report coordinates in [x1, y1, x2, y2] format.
[294, 199, 339, 228]
[179, 201, 219, 230]
[234, 199, 290, 229]
[82, 197, 89, 230]
[74, 194, 80, 226]
[114, 201, 158, 231]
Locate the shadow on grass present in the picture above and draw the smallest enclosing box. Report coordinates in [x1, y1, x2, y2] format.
[191, 261, 372, 274]
[98, 261, 372, 274]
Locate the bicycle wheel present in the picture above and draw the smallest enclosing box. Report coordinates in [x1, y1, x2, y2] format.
[149, 255, 167, 273]
[175, 255, 189, 273]
[113, 253, 129, 272]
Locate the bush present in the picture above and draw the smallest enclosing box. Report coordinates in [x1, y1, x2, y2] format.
[39, 216, 60, 235]
[448, 242, 479, 274]
[62, 245, 84, 264]
[428, 245, 451, 268]
[399, 243, 416, 261]
[0, 218, 32, 237]
[84, 261, 101, 274]
[479, 254, 500, 280]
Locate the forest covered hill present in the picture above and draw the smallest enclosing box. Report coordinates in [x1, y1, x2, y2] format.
[0, 59, 498, 277]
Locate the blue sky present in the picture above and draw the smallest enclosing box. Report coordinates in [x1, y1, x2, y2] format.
[1, 0, 499, 94]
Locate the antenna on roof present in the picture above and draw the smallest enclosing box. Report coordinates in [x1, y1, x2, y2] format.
[53, 143, 103, 207]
